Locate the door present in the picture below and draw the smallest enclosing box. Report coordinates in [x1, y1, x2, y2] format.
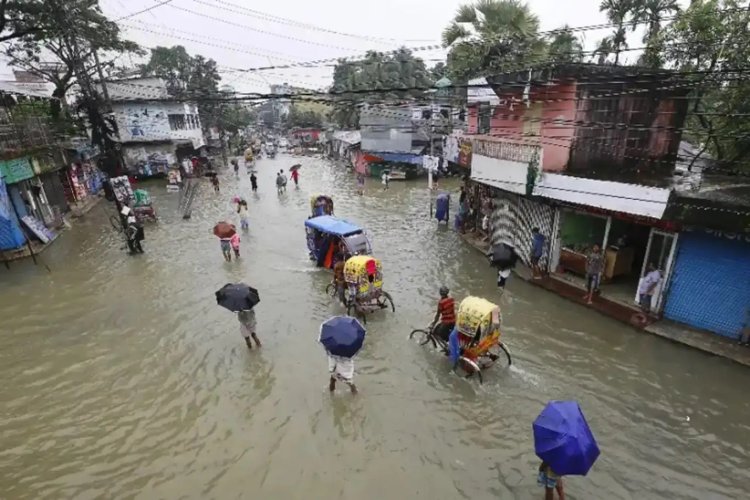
[634, 228, 677, 312]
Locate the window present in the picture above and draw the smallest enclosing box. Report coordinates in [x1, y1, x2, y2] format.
[168, 114, 186, 130]
[478, 104, 491, 134]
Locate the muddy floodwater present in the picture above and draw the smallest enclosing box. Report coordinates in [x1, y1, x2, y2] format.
[1, 157, 749, 499]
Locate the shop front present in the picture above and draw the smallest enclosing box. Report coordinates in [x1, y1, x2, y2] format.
[549, 206, 679, 312]
[484, 190, 555, 268]
[663, 230, 750, 339]
[0, 156, 61, 244]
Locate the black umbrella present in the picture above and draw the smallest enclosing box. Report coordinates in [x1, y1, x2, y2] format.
[215, 283, 260, 312]
[488, 243, 518, 270]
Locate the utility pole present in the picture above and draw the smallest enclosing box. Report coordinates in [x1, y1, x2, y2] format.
[92, 49, 111, 109]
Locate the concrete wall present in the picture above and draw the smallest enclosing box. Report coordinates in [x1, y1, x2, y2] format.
[467, 82, 577, 172]
[113, 101, 205, 148]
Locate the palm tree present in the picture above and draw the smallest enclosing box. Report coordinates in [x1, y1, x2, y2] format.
[592, 37, 615, 64]
[548, 26, 585, 63]
[632, 0, 680, 67]
[599, 0, 634, 65]
[442, 0, 546, 78]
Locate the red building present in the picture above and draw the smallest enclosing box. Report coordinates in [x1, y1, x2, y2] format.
[461, 63, 691, 317]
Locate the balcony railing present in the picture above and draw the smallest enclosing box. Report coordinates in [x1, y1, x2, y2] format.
[471, 135, 541, 164]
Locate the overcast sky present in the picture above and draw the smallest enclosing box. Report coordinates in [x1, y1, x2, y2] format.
[1, 0, 690, 95]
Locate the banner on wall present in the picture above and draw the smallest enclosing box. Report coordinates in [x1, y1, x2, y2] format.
[457, 140, 473, 169]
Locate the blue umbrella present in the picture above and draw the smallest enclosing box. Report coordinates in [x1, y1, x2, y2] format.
[319, 316, 366, 358]
[533, 400, 600, 476]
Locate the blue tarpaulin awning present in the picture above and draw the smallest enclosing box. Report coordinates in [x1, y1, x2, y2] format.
[305, 215, 364, 236]
[366, 152, 424, 165]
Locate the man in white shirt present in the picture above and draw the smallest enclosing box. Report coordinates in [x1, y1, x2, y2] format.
[638, 263, 662, 313]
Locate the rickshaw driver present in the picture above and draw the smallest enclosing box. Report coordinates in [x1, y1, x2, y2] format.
[431, 286, 456, 343]
[332, 253, 349, 305]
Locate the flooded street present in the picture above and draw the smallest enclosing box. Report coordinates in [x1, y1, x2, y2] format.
[2, 156, 749, 499]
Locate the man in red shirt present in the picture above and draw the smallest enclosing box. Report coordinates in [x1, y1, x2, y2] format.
[290, 168, 300, 187]
[432, 286, 456, 343]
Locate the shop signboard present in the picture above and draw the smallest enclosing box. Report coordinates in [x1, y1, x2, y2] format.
[457, 139, 473, 168]
[0, 157, 34, 184]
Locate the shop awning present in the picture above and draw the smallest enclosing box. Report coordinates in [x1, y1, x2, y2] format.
[364, 152, 423, 165]
[533, 172, 671, 219]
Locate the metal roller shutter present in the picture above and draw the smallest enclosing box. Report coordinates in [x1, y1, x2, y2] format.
[664, 232, 750, 338]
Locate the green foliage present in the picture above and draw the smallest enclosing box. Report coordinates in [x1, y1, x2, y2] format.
[632, 0, 680, 67]
[660, 0, 750, 167]
[329, 47, 432, 128]
[548, 27, 584, 63]
[443, 0, 547, 80]
[3, 0, 141, 103]
[216, 104, 256, 134]
[286, 105, 323, 129]
[598, 0, 635, 65]
[0, 0, 47, 43]
[141, 45, 226, 132]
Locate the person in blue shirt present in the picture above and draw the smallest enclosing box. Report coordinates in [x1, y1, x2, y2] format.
[531, 227, 545, 279]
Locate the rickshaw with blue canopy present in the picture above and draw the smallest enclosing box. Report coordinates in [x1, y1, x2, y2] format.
[305, 215, 371, 269]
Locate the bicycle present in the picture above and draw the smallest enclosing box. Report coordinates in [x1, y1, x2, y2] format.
[409, 321, 512, 384]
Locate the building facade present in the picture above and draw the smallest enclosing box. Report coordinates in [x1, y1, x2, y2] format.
[457, 63, 750, 342]
[106, 78, 206, 178]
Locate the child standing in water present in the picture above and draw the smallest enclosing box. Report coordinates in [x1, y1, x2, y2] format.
[237, 199, 249, 230]
[220, 237, 232, 261]
[230, 232, 241, 258]
[250, 172, 258, 192]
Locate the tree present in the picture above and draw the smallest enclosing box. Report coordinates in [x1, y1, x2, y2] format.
[140, 46, 194, 95]
[286, 105, 323, 128]
[430, 62, 448, 81]
[660, 0, 750, 169]
[329, 47, 432, 128]
[442, 0, 547, 80]
[632, 0, 680, 67]
[0, 0, 46, 43]
[548, 26, 584, 63]
[592, 37, 615, 64]
[599, 0, 635, 65]
[3, 0, 141, 112]
[141, 46, 223, 135]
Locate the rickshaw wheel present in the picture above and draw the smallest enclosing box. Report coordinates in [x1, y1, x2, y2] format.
[377, 291, 395, 312]
[347, 302, 366, 324]
[324, 283, 336, 298]
[480, 343, 512, 368]
[454, 357, 483, 384]
[409, 328, 436, 347]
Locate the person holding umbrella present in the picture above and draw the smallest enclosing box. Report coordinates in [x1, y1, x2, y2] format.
[533, 400, 600, 500]
[213, 221, 236, 262]
[216, 283, 262, 349]
[290, 164, 301, 187]
[319, 316, 366, 394]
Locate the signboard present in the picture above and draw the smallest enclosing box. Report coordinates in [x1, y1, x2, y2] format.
[458, 140, 473, 169]
[21, 215, 55, 244]
[423, 155, 439, 172]
[0, 157, 34, 184]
